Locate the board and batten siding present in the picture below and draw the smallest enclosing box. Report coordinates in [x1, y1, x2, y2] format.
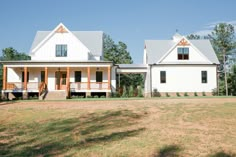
[151, 65, 217, 92]
[160, 46, 210, 63]
[31, 32, 90, 61]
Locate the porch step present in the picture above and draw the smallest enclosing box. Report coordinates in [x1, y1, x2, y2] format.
[39, 90, 67, 100]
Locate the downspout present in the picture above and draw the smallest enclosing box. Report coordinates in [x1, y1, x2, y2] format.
[149, 64, 152, 97]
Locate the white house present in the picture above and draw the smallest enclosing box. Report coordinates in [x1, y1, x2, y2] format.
[1, 24, 219, 100]
[1, 23, 116, 100]
[143, 33, 219, 96]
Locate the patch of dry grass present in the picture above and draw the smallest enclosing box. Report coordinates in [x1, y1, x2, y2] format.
[0, 98, 236, 157]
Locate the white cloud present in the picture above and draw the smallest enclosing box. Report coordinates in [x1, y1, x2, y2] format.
[192, 20, 236, 36]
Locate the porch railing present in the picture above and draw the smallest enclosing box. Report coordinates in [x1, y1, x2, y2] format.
[6, 82, 39, 91]
[70, 82, 109, 90]
[6, 82, 23, 90]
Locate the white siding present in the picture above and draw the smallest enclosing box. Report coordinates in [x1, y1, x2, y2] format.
[160, 46, 210, 64]
[111, 66, 116, 93]
[151, 65, 217, 92]
[31, 32, 90, 61]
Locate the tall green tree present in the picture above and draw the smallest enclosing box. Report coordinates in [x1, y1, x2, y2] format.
[103, 34, 143, 88]
[0, 47, 30, 89]
[228, 64, 236, 95]
[209, 23, 235, 96]
[1, 47, 31, 61]
[187, 34, 200, 40]
[104, 34, 133, 64]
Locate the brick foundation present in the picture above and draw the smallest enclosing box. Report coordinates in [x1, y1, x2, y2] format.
[153, 92, 212, 97]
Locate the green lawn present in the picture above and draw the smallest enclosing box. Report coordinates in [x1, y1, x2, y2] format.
[0, 98, 236, 157]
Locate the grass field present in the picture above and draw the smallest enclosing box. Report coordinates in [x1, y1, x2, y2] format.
[0, 98, 236, 157]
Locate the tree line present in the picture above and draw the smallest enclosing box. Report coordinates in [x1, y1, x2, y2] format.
[187, 23, 236, 96]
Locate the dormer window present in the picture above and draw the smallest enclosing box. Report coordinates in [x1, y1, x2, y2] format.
[177, 47, 189, 60]
[56, 45, 67, 57]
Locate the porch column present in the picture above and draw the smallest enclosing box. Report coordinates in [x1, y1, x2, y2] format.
[24, 67, 27, 90]
[66, 67, 70, 98]
[87, 67, 90, 90]
[23, 66, 28, 99]
[2, 66, 7, 90]
[45, 67, 48, 86]
[108, 66, 111, 90]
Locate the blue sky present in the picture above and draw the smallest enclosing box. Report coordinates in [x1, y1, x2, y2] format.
[0, 0, 235, 63]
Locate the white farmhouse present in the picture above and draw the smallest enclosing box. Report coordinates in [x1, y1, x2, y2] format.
[143, 33, 219, 96]
[1, 24, 219, 99]
[1, 23, 116, 100]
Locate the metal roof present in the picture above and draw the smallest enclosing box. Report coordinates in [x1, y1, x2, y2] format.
[29, 31, 103, 57]
[145, 40, 175, 64]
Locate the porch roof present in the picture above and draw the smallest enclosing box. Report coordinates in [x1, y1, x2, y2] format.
[117, 64, 147, 73]
[0, 60, 114, 67]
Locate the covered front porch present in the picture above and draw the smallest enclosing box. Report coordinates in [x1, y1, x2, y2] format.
[1, 61, 115, 100]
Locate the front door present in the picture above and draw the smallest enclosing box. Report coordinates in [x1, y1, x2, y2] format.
[55, 72, 67, 90]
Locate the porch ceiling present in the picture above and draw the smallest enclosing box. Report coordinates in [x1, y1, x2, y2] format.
[117, 64, 147, 74]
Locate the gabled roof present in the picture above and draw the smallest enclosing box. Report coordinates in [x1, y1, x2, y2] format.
[145, 35, 220, 64]
[145, 40, 176, 64]
[29, 23, 103, 57]
[190, 40, 219, 64]
[73, 31, 103, 56]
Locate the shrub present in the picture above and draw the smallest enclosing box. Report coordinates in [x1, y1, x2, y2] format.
[122, 85, 128, 97]
[176, 92, 181, 97]
[94, 95, 99, 98]
[153, 88, 161, 97]
[71, 95, 77, 99]
[112, 92, 120, 98]
[137, 86, 143, 97]
[202, 91, 206, 96]
[100, 95, 106, 98]
[184, 92, 188, 96]
[128, 85, 134, 97]
[165, 92, 170, 97]
[78, 96, 85, 98]
[87, 95, 93, 98]
[194, 92, 198, 96]
[212, 88, 218, 96]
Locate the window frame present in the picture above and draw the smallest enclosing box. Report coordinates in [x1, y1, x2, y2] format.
[96, 71, 103, 82]
[160, 71, 166, 83]
[177, 47, 189, 60]
[74, 71, 82, 82]
[201, 71, 207, 83]
[41, 71, 45, 82]
[22, 72, 29, 82]
[55, 44, 67, 57]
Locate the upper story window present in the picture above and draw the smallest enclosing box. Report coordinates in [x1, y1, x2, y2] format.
[56, 45, 67, 57]
[177, 47, 189, 60]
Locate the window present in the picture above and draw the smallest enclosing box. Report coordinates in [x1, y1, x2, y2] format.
[22, 72, 29, 82]
[177, 47, 189, 60]
[41, 71, 45, 82]
[202, 71, 207, 83]
[75, 71, 81, 82]
[56, 44, 67, 57]
[96, 71, 103, 82]
[160, 71, 166, 83]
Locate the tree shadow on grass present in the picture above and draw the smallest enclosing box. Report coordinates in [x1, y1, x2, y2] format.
[153, 145, 182, 157]
[0, 100, 17, 106]
[0, 109, 146, 157]
[209, 151, 236, 157]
